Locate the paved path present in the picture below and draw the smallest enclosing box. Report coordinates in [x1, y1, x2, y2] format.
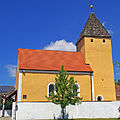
[0, 117, 11, 120]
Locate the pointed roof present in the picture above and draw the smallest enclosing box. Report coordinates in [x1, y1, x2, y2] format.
[76, 12, 111, 44]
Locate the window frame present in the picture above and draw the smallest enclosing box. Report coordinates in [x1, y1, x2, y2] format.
[47, 82, 55, 97]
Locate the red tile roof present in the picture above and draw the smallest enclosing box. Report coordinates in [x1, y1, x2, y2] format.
[115, 85, 120, 97]
[18, 48, 93, 72]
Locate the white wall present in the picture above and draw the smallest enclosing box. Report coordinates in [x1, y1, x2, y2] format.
[0, 110, 12, 117]
[12, 101, 120, 120]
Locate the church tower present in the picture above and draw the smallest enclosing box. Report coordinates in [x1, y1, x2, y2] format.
[76, 12, 116, 101]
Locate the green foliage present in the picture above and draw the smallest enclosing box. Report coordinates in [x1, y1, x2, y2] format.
[4, 98, 13, 110]
[115, 61, 120, 68]
[0, 98, 13, 110]
[46, 65, 82, 119]
[0, 103, 2, 110]
[115, 79, 120, 85]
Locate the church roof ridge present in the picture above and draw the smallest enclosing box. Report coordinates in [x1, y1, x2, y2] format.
[76, 12, 111, 44]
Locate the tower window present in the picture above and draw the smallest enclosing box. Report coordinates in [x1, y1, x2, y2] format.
[91, 39, 93, 42]
[103, 39, 105, 43]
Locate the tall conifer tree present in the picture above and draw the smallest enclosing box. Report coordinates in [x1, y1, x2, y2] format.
[46, 65, 82, 119]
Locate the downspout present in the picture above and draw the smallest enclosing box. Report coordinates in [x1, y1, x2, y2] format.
[91, 72, 94, 101]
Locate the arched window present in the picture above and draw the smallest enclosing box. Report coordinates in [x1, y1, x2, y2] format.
[47, 82, 55, 97]
[96, 95, 103, 101]
[73, 83, 80, 97]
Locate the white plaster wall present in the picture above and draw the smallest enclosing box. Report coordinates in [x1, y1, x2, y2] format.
[12, 101, 120, 120]
[0, 110, 12, 117]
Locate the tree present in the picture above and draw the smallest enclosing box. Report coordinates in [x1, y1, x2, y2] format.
[0, 98, 13, 110]
[46, 65, 82, 119]
[115, 62, 120, 68]
[4, 98, 13, 110]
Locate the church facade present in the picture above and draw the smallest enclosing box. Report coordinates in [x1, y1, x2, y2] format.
[16, 12, 116, 103]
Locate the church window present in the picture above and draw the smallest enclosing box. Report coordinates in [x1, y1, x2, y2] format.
[91, 39, 93, 42]
[103, 39, 105, 43]
[47, 82, 55, 97]
[96, 95, 103, 101]
[73, 83, 80, 97]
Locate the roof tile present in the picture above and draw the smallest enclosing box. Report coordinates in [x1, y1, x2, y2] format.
[18, 48, 93, 72]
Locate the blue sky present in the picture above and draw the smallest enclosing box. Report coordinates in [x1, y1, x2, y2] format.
[0, 0, 120, 85]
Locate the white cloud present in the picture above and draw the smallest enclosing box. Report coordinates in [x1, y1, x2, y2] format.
[5, 64, 16, 77]
[43, 39, 76, 52]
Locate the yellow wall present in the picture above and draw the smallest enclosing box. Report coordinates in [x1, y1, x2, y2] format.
[21, 72, 91, 102]
[77, 37, 116, 101]
[77, 38, 85, 61]
[15, 57, 19, 101]
[16, 59, 19, 90]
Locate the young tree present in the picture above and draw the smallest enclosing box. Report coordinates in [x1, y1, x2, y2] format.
[46, 65, 82, 119]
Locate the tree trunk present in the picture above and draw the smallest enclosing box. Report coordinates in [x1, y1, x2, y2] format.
[62, 108, 65, 119]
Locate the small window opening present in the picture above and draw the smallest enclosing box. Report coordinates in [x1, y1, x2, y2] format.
[91, 39, 93, 42]
[103, 39, 105, 43]
[23, 95, 27, 99]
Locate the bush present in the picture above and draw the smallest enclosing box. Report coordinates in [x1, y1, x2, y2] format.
[0, 98, 13, 110]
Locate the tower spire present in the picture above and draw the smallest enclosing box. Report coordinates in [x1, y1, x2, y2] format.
[90, 0, 93, 13]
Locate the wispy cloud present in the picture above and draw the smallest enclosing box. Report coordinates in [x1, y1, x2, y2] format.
[43, 39, 76, 52]
[5, 64, 16, 77]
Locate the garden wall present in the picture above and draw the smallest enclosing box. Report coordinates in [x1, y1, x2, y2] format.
[12, 101, 120, 120]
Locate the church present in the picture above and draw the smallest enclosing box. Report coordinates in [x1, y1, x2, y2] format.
[13, 6, 118, 120]
[16, 12, 116, 103]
